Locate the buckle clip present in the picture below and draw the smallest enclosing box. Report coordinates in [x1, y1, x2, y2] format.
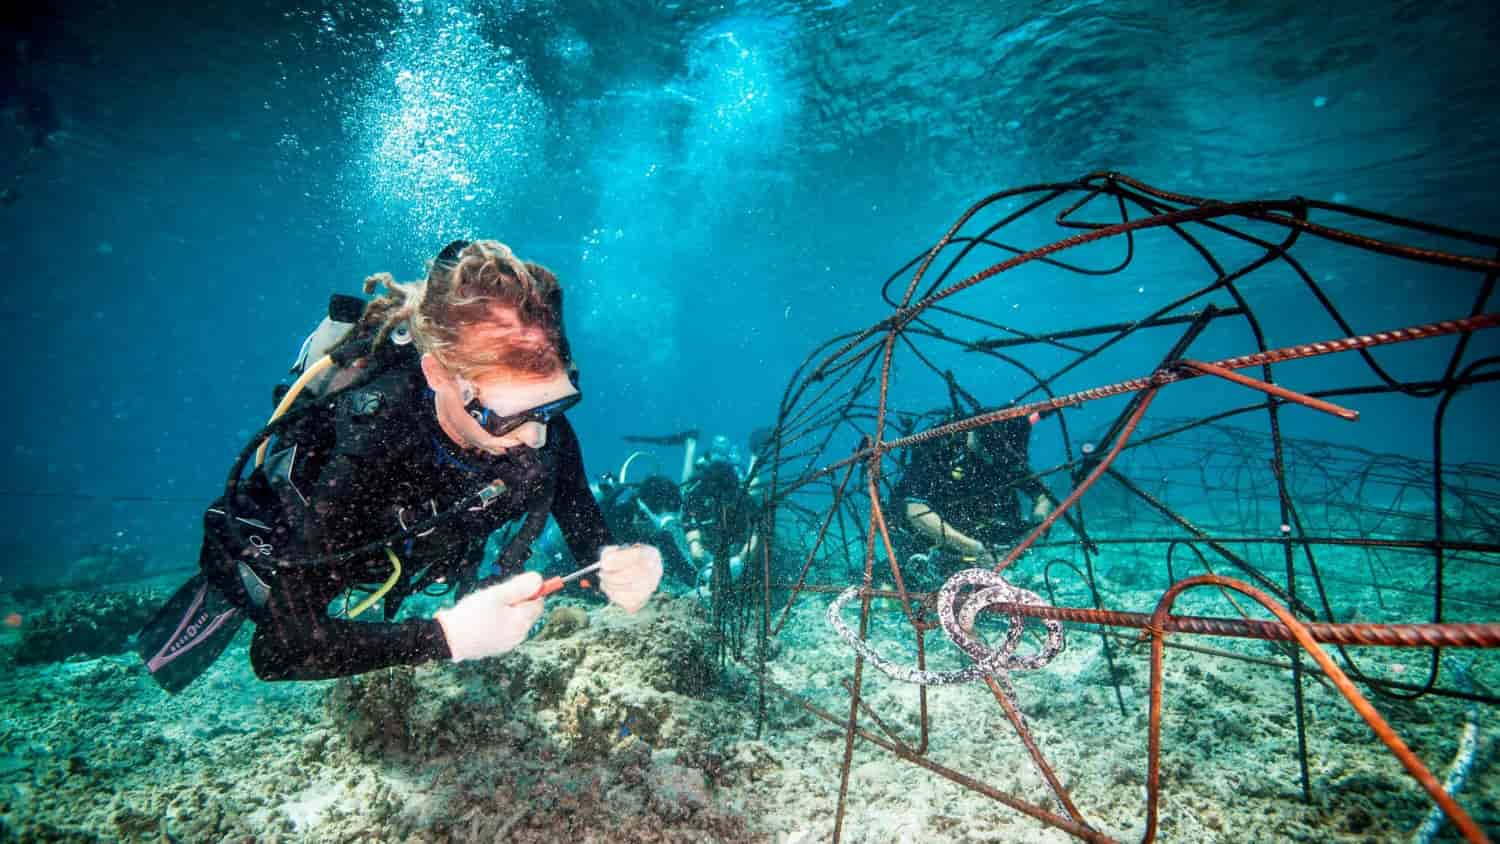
[474, 479, 507, 510]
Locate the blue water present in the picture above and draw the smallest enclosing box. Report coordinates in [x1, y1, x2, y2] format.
[3, 0, 1497, 574]
[3, 2, 1500, 840]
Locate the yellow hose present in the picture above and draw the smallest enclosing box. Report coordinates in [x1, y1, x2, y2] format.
[348, 547, 402, 619]
[254, 354, 336, 468]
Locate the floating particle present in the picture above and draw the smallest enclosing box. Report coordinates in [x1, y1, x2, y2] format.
[1313, 96, 1327, 108]
[3, 613, 21, 628]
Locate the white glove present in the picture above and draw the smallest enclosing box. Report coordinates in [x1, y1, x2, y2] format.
[598, 544, 663, 614]
[433, 571, 544, 662]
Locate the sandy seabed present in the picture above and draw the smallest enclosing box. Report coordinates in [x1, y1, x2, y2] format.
[0, 569, 1494, 843]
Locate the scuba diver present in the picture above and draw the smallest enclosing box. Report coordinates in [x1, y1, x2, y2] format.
[892, 413, 1058, 584]
[681, 454, 761, 592]
[607, 429, 768, 595]
[594, 470, 696, 583]
[671, 431, 765, 593]
[138, 239, 663, 692]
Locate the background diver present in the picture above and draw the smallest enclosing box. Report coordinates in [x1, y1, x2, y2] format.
[892, 413, 1065, 584]
[594, 470, 693, 581]
[138, 239, 663, 692]
[600, 429, 769, 595]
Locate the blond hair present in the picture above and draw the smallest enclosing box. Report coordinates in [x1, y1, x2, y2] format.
[359, 240, 565, 381]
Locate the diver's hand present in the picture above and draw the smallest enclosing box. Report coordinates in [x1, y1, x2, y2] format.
[598, 544, 664, 614]
[433, 571, 544, 662]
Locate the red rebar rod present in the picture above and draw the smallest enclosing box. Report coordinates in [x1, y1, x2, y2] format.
[772, 457, 861, 637]
[1140, 576, 1490, 844]
[784, 313, 1500, 495]
[866, 477, 932, 755]
[981, 673, 1092, 829]
[994, 388, 1159, 573]
[1177, 358, 1359, 420]
[763, 677, 1119, 844]
[980, 602, 1500, 649]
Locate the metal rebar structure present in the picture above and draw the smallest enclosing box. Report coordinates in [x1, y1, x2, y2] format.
[722, 173, 1500, 842]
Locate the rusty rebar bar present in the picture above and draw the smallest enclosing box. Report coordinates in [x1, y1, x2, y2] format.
[985, 602, 1500, 649]
[753, 176, 1500, 843]
[1141, 576, 1491, 844]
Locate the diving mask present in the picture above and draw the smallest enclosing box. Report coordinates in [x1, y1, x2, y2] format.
[463, 390, 582, 439]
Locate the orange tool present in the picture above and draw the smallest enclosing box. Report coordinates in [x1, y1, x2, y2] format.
[517, 560, 603, 604]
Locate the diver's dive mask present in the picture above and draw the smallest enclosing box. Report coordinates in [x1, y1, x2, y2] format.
[463, 390, 582, 438]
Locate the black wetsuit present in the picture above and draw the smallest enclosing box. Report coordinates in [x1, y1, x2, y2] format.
[597, 484, 653, 546]
[200, 357, 612, 682]
[597, 477, 696, 583]
[893, 417, 1049, 549]
[681, 463, 757, 562]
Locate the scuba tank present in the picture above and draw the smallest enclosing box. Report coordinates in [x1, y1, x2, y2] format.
[285, 293, 368, 398]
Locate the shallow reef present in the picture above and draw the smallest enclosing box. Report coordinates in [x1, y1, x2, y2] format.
[0, 592, 779, 843]
[8, 587, 168, 665]
[0, 579, 1494, 842]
